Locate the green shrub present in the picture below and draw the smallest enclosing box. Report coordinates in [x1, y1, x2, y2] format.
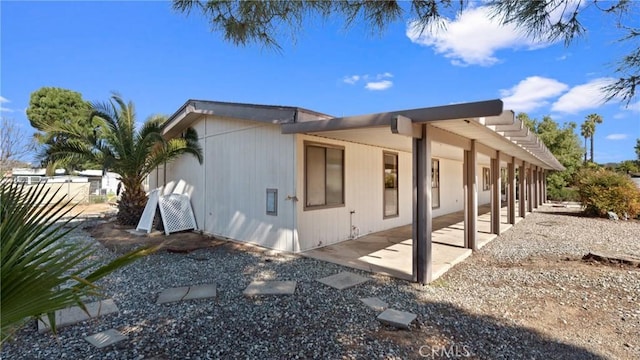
[547, 186, 579, 202]
[576, 168, 640, 218]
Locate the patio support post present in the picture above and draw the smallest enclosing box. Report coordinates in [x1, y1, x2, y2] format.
[543, 170, 547, 203]
[490, 151, 501, 235]
[463, 140, 478, 250]
[532, 166, 540, 209]
[519, 162, 526, 218]
[540, 169, 545, 204]
[508, 157, 516, 225]
[412, 124, 433, 284]
[527, 166, 533, 213]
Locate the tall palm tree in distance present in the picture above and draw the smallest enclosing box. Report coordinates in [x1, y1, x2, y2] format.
[580, 120, 593, 163]
[585, 113, 603, 163]
[49, 93, 203, 225]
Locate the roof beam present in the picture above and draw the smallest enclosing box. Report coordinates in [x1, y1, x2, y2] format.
[282, 99, 503, 134]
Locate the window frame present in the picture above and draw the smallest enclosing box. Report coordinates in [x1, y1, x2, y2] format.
[482, 167, 491, 191]
[432, 158, 440, 209]
[383, 151, 399, 218]
[304, 141, 345, 211]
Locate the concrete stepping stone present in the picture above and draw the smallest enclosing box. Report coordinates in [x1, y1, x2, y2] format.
[85, 329, 127, 348]
[157, 284, 217, 304]
[360, 297, 388, 312]
[243, 281, 297, 296]
[38, 299, 119, 333]
[317, 271, 369, 290]
[377, 308, 417, 329]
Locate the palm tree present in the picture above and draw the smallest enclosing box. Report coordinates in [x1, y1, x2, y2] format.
[49, 94, 203, 225]
[580, 120, 594, 163]
[585, 113, 603, 163]
[1, 180, 154, 342]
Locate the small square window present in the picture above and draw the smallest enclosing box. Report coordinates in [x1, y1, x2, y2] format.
[266, 189, 277, 216]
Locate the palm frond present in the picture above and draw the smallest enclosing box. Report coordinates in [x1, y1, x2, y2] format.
[0, 180, 154, 343]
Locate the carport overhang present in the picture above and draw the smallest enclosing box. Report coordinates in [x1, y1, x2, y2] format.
[281, 99, 564, 283]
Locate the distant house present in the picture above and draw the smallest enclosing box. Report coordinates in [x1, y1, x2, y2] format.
[151, 99, 563, 283]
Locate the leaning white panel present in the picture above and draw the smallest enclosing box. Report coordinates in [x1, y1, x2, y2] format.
[136, 188, 161, 233]
[158, 193, 198, 235]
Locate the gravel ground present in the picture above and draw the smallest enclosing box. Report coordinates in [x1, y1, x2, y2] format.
[2, 205, 639, 359]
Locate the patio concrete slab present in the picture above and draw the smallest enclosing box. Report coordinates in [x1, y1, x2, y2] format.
[377, 308, 417, 329]
[157, 284, 217, 304]
[85, 329, 127, 348]
[317, 271, 369, 290]
[304, 205, 516, 282]
[38, 299, 119, 332]
[243, 281, 297, 296]
[360, 297, 388, 312]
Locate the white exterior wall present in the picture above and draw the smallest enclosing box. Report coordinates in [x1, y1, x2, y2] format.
[162, 115, 297, 252]
[295, 134, 413, 251]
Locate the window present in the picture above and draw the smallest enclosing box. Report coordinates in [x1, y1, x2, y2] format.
[432, 159, 440, 208]
[383, 152, 398, 217]
[305, 143, 344, 209]
[266, 188, 277, 216]
[482, 167, 491, 191]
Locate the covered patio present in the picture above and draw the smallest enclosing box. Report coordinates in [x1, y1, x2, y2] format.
[283, 99, 563, 284]
[303, 203, 522, 281]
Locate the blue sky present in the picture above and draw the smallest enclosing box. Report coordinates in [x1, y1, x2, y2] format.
[1, 1, 639, 164]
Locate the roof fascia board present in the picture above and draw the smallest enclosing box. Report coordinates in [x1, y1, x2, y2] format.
[281, 99, 503, 134]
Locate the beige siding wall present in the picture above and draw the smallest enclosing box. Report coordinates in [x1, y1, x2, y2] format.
[295, 134, 413, 251]
[163, 115, 297, 252]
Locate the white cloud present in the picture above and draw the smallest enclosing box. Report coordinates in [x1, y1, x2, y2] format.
[0, 96, 13, 112]
[406, 6, 552, 66]
[605, 134, 628, 140]
[551, 77, 614, 113]
[500, 76, 569, 112]
[365, 80, 393, 91]
[343, 73, 394, 90]
[343, 75, 360, 85]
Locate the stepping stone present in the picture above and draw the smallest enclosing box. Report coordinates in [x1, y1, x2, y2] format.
[157, 284, 217, 304]
[317, 271, 369, 290]
[377, 308, 417, 329]
[243, 281, 297, 296]
[38, 299, 119, 333]
[360, 297, 388, 312]
[85, 329, 127, 348]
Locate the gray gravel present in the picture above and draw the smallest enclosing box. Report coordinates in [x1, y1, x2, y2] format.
[2, 205, 639, 359]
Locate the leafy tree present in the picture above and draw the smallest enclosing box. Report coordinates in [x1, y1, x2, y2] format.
[173, 0, 639, 103]
[26, 87, 93, 172]
[521, 114, 583, 200]
[635, 138, 640, 161]
[1, 180, 155, 342]
[584, 113, 603, 163]
[47, 94, 203, 225]
[616, 160, 639, 174]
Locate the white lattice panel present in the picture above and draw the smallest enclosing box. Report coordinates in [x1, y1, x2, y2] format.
[136, 189, 161, 233]
[158, 193, 197, 235]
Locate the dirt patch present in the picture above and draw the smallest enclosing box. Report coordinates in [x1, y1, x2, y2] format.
[86, 220, 224, 255]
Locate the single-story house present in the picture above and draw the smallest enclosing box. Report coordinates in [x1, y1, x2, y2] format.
[151, 99, 563, 283]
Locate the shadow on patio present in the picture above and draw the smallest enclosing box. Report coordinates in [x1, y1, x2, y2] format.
[303, 203, 523, 281]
